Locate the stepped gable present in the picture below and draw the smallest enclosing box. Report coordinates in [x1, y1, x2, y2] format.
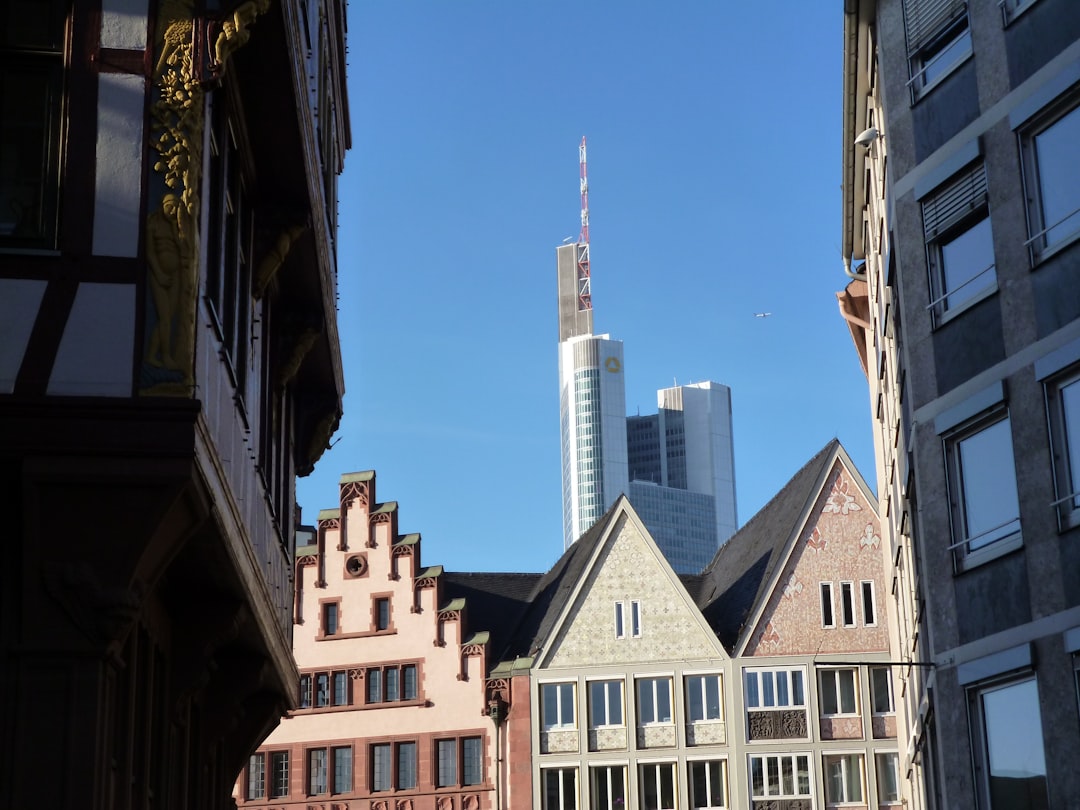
[698, 439, 841, 651]
[441, 572, 543, 665]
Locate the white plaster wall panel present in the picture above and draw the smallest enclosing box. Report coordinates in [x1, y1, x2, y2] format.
[100, 0, 148, 49]
[47, 282, 135, 395]
[93, 72, 145, 258]
[544, 518, 721, 668]
[0, 278, 46, 393]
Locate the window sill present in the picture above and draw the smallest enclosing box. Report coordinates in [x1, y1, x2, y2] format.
[954, 532, 1023, 573]
[1002, 0, 1043, 27]
[932, 283, 998, 330]
[318, 628, 397, 641]
[1030, 227, 1080, 269]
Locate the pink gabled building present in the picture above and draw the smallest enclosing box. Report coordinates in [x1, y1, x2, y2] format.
[236, 471, 538, 810]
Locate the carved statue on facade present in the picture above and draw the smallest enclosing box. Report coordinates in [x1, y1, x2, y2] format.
[213, 0, 271, 73]
[255, 223, 308, 298]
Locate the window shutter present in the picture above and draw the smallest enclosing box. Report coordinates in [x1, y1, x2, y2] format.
[904, 0, 968, 54]
[922, 162, 987, 240]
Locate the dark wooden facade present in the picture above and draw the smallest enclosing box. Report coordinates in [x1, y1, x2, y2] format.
[0, 1, 350, 807]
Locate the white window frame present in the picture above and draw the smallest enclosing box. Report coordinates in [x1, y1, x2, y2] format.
[823, 752, 866, 805]
[638, 760, 677, 810]
[870, 666, 896, 715]
[588, 679, 625, 728]
[687, 758, 728, 810]
[903, 0, 972, 101]
[875, 750, 902, 804]
[636, 676, 674, 726]
[944, 410, 1022, 569]
[819, 668, 859, 717]
[686, 673, 723, 723]
[1046, 366, 1080, 530]
[861, 580, 877, 626]
[748, 753, 812, 800]
[999, 0, 1043, 26]
[631, 599, 642, 637]
[541, 681, 577, 731]
[1019, 91, 1080, 264]
[840, 581, 856, 628]
[820, 582, 835, 629]
[614, 601, 625, 639]
[744, 667, 806, 710]
[540, 766, 579, 810]
[589, 764, 628, 810]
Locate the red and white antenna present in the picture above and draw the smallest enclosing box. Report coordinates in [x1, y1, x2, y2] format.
[577, 136, 592, 312]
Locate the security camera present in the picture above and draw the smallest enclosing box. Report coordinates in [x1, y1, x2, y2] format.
[854, 127, 880, 148]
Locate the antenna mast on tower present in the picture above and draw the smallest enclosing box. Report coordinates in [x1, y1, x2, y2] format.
[577, 136, 592, 312]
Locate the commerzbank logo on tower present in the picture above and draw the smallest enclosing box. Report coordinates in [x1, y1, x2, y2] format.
[605, 356, 621, 373]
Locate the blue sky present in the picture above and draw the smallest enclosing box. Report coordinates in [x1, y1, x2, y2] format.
[296, 1, 876, 574]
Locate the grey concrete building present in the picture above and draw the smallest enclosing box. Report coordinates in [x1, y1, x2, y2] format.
[839, 1, 1080, 808]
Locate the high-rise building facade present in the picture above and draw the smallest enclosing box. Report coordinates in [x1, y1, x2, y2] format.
[557, 245, 737, 571]
[628, 382, 738, 573]
[839, 1, 1080, 808]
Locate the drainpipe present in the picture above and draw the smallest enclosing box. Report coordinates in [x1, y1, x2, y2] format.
[488, 697, 507, 810]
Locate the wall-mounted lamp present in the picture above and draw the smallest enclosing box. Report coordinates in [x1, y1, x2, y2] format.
[854, 127, 881, 148]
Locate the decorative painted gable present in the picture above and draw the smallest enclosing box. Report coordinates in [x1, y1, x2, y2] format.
[745, 460, 887, 657]
[543, 510, 725, 669]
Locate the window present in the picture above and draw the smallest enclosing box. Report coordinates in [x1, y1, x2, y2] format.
[614, 601, 625, 638]
[824, 754, 865, 804]
[436, 736, 483, 787]
[542, 682, 576, 730]
[1046, 369, 1080, 529]
[315, 672, 330, 707]
[861, 580, 877, 626]
[371, 740, 417, 791]
[972, 677, 1048, 809]
[308, 748, 327, 795]
[871, 666, 895, 714]
[820, 669, 858, 716]
[903, 0, 971, 100]
[1020, 98, 1080, 261]
[840, 582, 856, 627]
[631, 600, 642, 637]
[637, 677, 673, 725]
[270, 751, 289, 798]
[1000, 0, 1042, 25]
[590, 765, 627, 810]
[946, 414, 1021, 562]
[375, 597, 391, 630]
[589, 679, 624, 727]
[820, 582, 835, 628]
[0, 0, 65, 249]
[334, 671, 349, 705]
[322, 602, 339, 635]
[367, 663, 418, 704]
[542, 767, 578, 810]
[876, 752, 901, 803]
[332, 746, 352, 794]
[750, 754, 811, 801]
[397, 741, 417, 789]
[299, 674, 312, 708]
[687, 674, 723, 722]
[247, 753, 266, 799]
[688, 759, 727, 809]
[922, 163, 994, 320]
[640, 762, 677, 810]
[744, 668, 805, 710]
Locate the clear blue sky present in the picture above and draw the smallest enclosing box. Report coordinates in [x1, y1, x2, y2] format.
[296, 1, 876, 574]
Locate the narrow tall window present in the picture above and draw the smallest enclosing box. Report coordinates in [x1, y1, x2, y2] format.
[876, 752, 901, 803]
[462, 737, 482, 786]
[315, 673, 329, 707]
[824, 754, 865, 803]
[371, 744, 390, 792]
[820, 669, 858, 716]
[590, 765, 627, 810]
[397, 741, 417, 789]
[375, 597, 391, 630]
[323, 602, 339, 635]
[631, 600, 642, 637]
[333, 671, 349, 705]
[247, 753, 266, 800]
[861, 580, 877, 625]
[332, 746, 352, 794]
[436, 739, 457, 788]
[639, 762, 677, 810]
[871, 667, 895, 714]
[614, 601, 625, 639]
[543, 767, 578, 810]
[308, 748, 327, 795]
[403, 664, 418, 699]
[820, 582, 835, 628]
[270, 751, 289, 798]
[299, 674, 312, 708]
[1047, 369, 1080, 529]
[688, 759, 727, 809]
[840, 582, 855, 627]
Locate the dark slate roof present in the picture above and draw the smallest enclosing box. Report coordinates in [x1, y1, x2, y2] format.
[697, 439, 841, 652]
[494, 498, 625, 662]
[441, 572, 543, 662]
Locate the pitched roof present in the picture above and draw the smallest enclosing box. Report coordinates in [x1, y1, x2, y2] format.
[440, 571, 543, 661]
[697, 439, 841, 651]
